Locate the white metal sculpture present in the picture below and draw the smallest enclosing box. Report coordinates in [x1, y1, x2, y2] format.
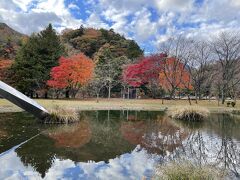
[0, 80, 48, 119]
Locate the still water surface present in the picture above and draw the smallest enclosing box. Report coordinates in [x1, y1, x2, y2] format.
[0, 110, 240, 179]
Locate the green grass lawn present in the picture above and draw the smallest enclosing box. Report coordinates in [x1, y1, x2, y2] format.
[0, 98, 239, 113]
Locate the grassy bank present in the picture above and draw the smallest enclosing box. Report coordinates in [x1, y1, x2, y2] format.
[169, 106, 210, 121]
[153, 161, 226, 180]
[0, 98, 239, 113]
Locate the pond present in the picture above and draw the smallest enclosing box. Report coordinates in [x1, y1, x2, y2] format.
[0, 110, 240, 179]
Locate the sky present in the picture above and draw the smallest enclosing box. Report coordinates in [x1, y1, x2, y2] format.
[1, 0, 240, 54]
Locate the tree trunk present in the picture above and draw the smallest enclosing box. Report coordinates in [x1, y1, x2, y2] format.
[135, 88, 138, 99]
[195, 92, 198, 104]
[127, 87, 130, 99]
[120, 88, 123, 99]
[44, 91, 48, 99]
[108, 85, 111, 99]
[96, 93, 99, 103]
[30, 92, 33, 98]
[170, 89, 175, 100]
[187, 94, 192, 105]
[221, 88, 225, 104]
[65, 90, 70, 98]
[123, 86, 125, 99]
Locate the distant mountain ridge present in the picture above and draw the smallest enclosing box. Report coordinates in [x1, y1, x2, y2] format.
[0, 23, 26, 59]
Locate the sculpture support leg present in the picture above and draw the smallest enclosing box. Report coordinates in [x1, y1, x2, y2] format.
[0, 81, 49, 120]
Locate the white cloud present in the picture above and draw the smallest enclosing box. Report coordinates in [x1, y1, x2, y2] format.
[231, 0, 240, 7]
[0, 0, 19, 11]
[0, 8, 62, 34]
[98, 0, 150, 12]
[32, 0, 67, 16]
[154, 0, 194, 12]
[0, 0, 84, 34]
[12, 0, 33, 11]
[86, 13, 109, 29]
[130, 8, 158, 42]
[68, 3, 80, 10]
[1, 0, 240, 52]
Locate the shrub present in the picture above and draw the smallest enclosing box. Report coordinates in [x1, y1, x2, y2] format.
[231, 101, 236, 107]
[226, 100, 236, 107]
[227, 101, 231, 107]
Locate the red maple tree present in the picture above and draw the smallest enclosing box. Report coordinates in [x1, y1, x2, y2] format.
[123, 54, 167, 87]
[47, 53, 94, 97]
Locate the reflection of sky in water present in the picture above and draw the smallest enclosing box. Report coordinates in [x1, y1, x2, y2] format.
[0, 146, 158, 180]
[0, 111, 240, 179]
[1, 130, 239, 179]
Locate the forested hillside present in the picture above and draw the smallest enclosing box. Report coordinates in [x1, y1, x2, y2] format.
[61, 26, 143, 61]
[0, 23, 26, 59]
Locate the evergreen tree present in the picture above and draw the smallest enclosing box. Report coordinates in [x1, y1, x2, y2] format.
[38, 24, 65, 88]
[12, 35, 41, 95]
[12, 24, 65, 97]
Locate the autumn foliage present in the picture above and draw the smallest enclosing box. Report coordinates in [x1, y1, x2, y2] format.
[123, 55, 192, 95]
[159, 57, 193, 91]
[123, 54, 167, 87]
[0, 59, 13, 81]
[47, 53, 94, 90]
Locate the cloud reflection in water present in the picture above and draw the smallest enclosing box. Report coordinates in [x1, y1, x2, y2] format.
[0, 146, 158, 180]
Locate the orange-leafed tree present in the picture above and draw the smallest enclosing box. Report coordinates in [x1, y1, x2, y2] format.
[159, 57, 192, 99]
[47, 53, 94, 98]
[0, 59, 13, 83]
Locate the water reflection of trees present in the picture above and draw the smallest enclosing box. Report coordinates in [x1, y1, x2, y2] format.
[210, 114, 240, 177]
[120, 111, 188, 155]
[15, 110, 134, 177]
[12, 111, 240, 179]
[15, 122, 92, 178]
[174, 113, 240, 178]
[45, 121, 91, 148]
[16, 120, 93, 178]
[120, 111, 240, 178]
[16, 134, 56, 178]
[81, 110, 135, 161]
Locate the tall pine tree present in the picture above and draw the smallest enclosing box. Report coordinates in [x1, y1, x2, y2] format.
[12, 24, 65, 97]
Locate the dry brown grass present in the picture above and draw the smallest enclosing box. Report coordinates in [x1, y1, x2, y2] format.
[169, 106, 210, 121]
[44, 106, 80, 124]
[154, 161, 226, 180]
[0, 98, 239, 113]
